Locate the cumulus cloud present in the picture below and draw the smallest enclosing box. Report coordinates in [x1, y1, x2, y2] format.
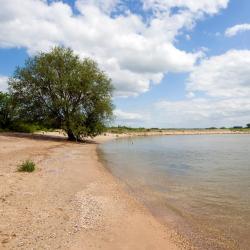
[225, 23, 250, 37]
[147, 49, 250, 128]
[0, 76, 8, 92]
[143, 0, 229, 15]
[154, 97, 250, 128]
[114, 109, 146, 125]
[187, 50, 250, 98]
[76, 0, 121, 14]
[0, 0, 228, 97]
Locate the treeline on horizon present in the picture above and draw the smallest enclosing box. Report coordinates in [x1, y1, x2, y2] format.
[106, 125, 250, 134]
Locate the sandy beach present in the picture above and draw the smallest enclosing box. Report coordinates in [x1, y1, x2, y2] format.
[1, 130, 249, 249]
[0, 132, 183, 250]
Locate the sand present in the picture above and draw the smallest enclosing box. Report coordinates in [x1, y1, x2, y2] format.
[0, 132, 182, 250]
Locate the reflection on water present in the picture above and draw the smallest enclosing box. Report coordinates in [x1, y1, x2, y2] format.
[99, 135, 250, 249]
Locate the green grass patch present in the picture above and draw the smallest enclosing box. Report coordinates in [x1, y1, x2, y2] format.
[18, 160, 36, 172]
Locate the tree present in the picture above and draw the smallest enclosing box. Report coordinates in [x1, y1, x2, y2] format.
[233, 126, 243, 129]
[247, 124, 250, 128]
[0, 92, 18, 129]
[9, 47, 114, 140]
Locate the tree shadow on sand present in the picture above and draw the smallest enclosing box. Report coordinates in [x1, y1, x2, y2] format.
[0, 132, 98, 144]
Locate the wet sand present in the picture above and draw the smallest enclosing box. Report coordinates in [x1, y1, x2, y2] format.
[0, 132, 182, 249]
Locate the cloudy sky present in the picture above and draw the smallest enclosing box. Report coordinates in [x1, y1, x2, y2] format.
[0, 0, 250, 128]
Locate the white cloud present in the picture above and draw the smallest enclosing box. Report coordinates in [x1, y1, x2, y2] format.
[0, 76, 8, 92]
[0, 0, 228, 97]
[225, 23, 250, 37]
[114, 109, 146, 125]
[143, 0, 229, 15]
[146, 49, 250, 128]
[187, 50, 250, 98]
[154, 97, 250, 128]
[76, 0, 121, 14]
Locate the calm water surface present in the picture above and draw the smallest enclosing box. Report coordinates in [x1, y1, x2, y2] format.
[99, 135, 250, 249]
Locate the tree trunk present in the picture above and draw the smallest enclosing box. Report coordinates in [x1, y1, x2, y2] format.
[67, 130, 76, 141]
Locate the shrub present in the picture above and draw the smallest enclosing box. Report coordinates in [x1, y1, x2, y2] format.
[0, 92, 18, 130]
[18, 160, 36, 172]
[11, 122, 44, 133]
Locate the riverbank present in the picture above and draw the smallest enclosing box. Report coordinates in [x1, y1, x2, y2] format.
[107, 128, 250, 137]
[0, 132, 183, 249]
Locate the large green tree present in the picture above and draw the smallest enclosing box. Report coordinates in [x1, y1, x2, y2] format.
[9, 47, 114, 140]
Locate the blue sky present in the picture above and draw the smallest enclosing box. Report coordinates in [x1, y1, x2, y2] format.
[1, 0, 250, 128]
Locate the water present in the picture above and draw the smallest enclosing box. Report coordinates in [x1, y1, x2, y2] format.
[99, 135, 250, 249]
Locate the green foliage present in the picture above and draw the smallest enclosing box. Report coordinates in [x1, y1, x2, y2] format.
[233, 126, 243, 129]
[107, 126, 164, 134]
[0, 93, 50, 133]
[246, 124, 250, 128]
[18, 160, 36, 172]
[11, 122, 46, 133]
[0, 92, 18, 130]
[9, 47, 114, 140]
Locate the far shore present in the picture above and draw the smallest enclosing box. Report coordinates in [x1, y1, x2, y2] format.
[36, 128, 250, 142]
[105, 128, 250, 138]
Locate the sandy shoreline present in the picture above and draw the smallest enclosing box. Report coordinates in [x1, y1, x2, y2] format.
[0, 132, 183, 249]
[1, 130, 249, 249]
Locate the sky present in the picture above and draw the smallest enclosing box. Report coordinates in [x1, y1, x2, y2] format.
[1, 0, 250, 128]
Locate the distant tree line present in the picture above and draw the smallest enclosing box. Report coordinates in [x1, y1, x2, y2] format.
[207, 125, 250, 129]
[0, 47, 114, 141]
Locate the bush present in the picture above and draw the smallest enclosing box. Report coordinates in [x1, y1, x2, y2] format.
[18, 160, 36, 172]
[0, 92, 56, 133]
[11, 122, 43, 133]
[206, 127, 217, 129]
[0, 92, 18, 130]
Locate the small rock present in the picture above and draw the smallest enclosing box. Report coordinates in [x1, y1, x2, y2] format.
[49, 233, 56, 238]
[18, 241, 24, 247]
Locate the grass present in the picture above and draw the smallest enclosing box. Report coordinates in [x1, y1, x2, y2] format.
[18, 160, 36, 172]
